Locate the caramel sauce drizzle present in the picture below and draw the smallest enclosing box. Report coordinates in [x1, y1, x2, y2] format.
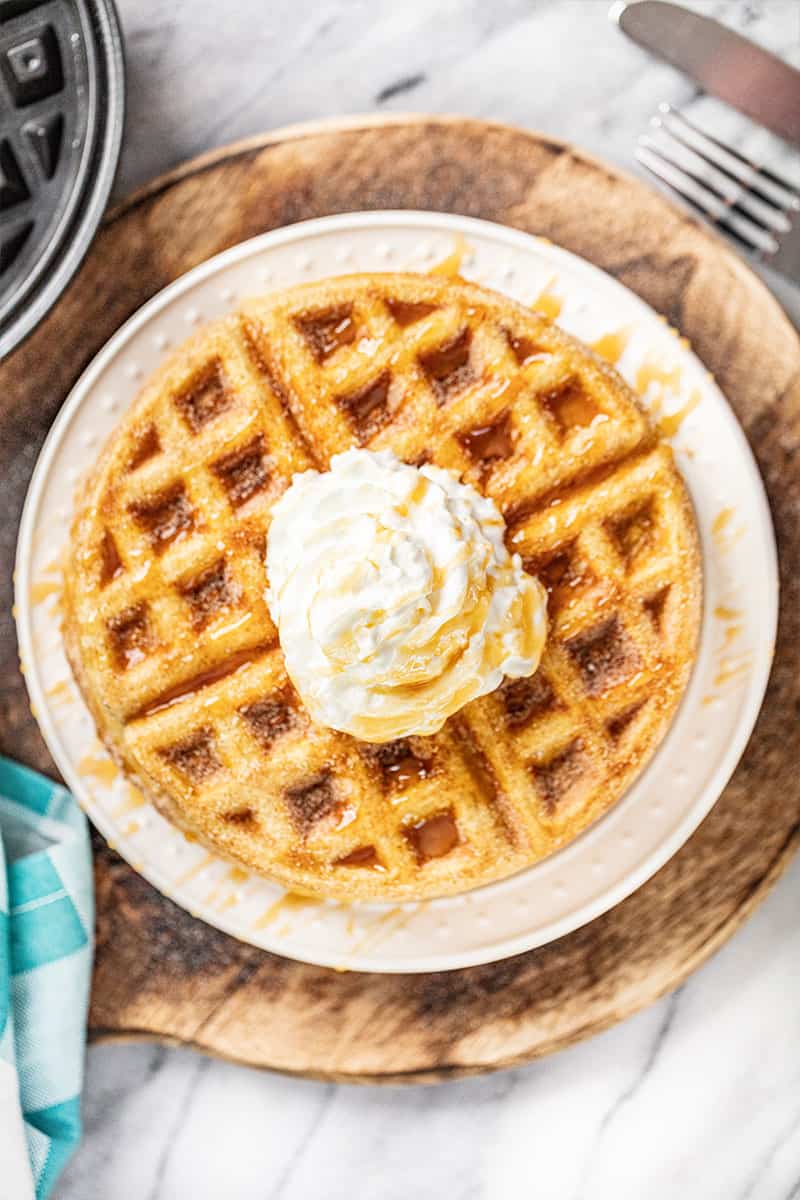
[131, 641, 274, 722]
[335, 846, 384, 870]
[113, 784, 147, 820]
[713, 604, 740, 621]
[713, 655, 752, 687]
[385, 753, 429, 788]
[405, 811, 460, 862]
[531, 279, 562, 321]
[202, 884, 223, 908]
[711, 507, 744, 553]
[30, 579, 61, 605]
[173, 851, 217, 888]
[345, 902, 430, 957]
[428, 233, 469, 280]
[656, 389, 701, 438]
[45, 679, 72, 703]
[635, 354, 681, 399]
[703, 603, 751, 702]
[77, 753, 120, 788]
[712, 507, 735, 536]
[253, 891, 320, 930]
[590, 327, 630, 366]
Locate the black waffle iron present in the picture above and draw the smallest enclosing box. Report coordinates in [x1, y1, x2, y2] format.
[0, 0, 124, 358]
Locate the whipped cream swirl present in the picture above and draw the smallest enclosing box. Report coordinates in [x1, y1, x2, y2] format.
[266, 449, 547, 742]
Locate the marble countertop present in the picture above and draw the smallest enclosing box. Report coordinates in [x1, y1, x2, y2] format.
[57, 2, 800, 1197]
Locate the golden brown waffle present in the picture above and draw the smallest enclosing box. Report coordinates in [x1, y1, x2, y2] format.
[63, 273, 701, 902]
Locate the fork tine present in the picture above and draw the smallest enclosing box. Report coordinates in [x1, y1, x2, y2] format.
[639, 132, 792, 234]
[655, 105, 800, 213]
[636, 144, 780, 255]
[659, 105, 800, 202]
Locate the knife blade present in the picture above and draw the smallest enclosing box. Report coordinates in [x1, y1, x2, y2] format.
[611, 1, 800, 147]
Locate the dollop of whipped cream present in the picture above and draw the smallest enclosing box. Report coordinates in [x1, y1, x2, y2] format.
[266, 449, 547, 742]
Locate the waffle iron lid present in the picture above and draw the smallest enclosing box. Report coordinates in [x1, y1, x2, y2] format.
[0, 0, 124, 359]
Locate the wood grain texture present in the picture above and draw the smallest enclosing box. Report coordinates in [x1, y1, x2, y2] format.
[2, 116, 799, 1082]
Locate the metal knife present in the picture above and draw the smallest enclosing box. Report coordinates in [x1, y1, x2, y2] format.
[611, 1, 800, 147]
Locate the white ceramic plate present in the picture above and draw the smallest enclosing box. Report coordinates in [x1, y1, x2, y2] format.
[15, 212, 778, 973]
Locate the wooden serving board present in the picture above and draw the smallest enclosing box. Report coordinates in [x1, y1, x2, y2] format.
[2, 116, 799, 1083]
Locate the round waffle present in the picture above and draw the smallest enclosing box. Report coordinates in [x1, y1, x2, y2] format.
[63, 272, 701, 902]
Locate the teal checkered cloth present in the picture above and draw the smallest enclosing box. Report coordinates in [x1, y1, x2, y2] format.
[0, 757, 93, 1200]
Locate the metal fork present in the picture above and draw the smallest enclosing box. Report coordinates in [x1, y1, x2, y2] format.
[637, 104, 800, 284]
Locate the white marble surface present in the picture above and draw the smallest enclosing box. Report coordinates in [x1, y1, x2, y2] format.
[57, 2, 800, 1197]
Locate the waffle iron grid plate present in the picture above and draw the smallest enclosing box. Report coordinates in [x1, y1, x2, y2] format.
[0, 0, 124, 358]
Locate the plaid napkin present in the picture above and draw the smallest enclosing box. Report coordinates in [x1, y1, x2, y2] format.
[0, 757, 93, 1200]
